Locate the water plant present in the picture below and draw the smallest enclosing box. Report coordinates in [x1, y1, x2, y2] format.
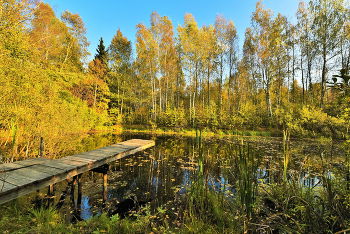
[283, 129, 290, 184]
[230, 142, 261, 231]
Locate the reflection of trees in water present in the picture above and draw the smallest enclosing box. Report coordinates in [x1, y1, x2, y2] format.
[6, 132, 344, 222]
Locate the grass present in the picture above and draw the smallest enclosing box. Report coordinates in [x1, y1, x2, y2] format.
[283, 129, 290, 184]
[122, 125, 274, 141]
[1, 132, 350, 233]
[230, 143, 261, 232]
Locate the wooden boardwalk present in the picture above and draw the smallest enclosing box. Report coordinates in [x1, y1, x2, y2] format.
[0, 139, 155, 205]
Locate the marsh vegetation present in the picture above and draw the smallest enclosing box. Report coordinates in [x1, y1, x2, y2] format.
[0, 131, 349, 233]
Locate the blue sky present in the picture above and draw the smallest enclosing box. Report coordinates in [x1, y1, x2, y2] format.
[46, 0, 301, 61]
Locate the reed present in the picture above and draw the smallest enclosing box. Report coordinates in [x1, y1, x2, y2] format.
[230, 142, 261, 230]
[10, 117, 18, 162]
[283, 129, 290, 184]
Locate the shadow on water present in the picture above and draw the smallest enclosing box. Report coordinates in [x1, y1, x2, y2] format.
[1, 131, 346, 224]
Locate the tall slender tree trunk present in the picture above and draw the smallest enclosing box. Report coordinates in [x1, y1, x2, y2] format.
[265, 69, 272, 125]
[307, 47, 313, 101]
[189, 68, 192, 123]
[292, 43, 295, 104]
[220, 56, 223, 113]
[301, 56, 305, 106]
[193, 62, 198, 126]
[159, 78, 162, 113]
[207, 61, 210, 108]
[320, 45, 327, 108]
[201, 73, 205, 111]
[228, 74, 231, 114]
[121, 90, 124, 115]
[287, 52, 290, 107]
[166, 75, 168, 110]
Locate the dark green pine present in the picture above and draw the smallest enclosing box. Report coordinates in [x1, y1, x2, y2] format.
[95, 37, 108, 68]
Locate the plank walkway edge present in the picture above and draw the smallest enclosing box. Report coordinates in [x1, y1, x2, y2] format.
[0, 139, 155, 205]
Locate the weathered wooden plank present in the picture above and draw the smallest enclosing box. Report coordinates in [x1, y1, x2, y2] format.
[0, 176, 61, 204]
[56, 159, 88, 167]
[13, 158, 51, 166]
[0, 139, 155, 205]
[72, 148, 128, 160]
[72, 154, 100, 160]
[0, 164, 18, 173]
[39, 161, 76, 171]
[1, 172, 37, 187]
[101, 145, 135, 151]
[82, 151, 110, 157]
[0, 158, 52, 173]
[9, 168, 51, 182]
[0, 181, 18, 194]
[110, 144, 135, 150]
[122, 140, 147, 145]
[30, 164, 65, 176]
[64, 156, 96, 163]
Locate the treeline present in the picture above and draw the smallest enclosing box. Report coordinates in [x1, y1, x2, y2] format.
[0, 1, 109, 157]
[108, 0, 350, 138]
[1, 0, 350, 155]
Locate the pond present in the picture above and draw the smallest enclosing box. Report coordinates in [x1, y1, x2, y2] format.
[0, 131, 347, 226]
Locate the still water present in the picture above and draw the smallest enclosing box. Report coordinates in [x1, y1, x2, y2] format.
[0, 132, 346, 222]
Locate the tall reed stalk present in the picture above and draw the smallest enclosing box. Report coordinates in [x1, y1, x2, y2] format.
[10, 117, 18, 162]
[189, 127, 205, 218]
[283, 129, 290, 184]
[231, 143, 261, 226]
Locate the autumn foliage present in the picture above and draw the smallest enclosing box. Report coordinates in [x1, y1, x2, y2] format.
[1, 0, 350, 159]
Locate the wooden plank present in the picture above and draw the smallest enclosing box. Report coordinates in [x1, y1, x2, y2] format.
[0, 164, 18, 173]
[8, 168, 51, 182]
[1, 172, 37, 187]
[39, 161, 76, 171]
[71, 154, 101, 160]
[101, 146, 135, 151]
[82, 151, 110, 157]
[30, 164, 65, 176]
[72, 148, 127, 160]
[0, 181, 18, 194]
[0, 158, 52, 173]
[0, 139, 155, 205]
[63, 156, 96, 164]
[110, 144, 135, 150]
[56, 159, 88, 167]
[12, 158, 52, 167]
[122, 140, 146, 145]
[0, 176, 61, 204]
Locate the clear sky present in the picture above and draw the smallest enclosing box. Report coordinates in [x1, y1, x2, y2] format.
[45, 0, 301, 61]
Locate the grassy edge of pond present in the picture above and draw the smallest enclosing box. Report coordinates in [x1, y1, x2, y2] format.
[121, 124, 346, 141]
[122, 124, 279, 138]
[1, 131, 350, 233]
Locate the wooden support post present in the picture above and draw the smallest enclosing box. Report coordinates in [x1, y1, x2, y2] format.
[40, 137, 44, 158]
[77, 174, 82, 208]
[71, 175, 77, 205]
[103, 172, 107, 202]
[91, 164, 109, 202]
[48, 184, 54, 206]
[48, 184, 54, 196]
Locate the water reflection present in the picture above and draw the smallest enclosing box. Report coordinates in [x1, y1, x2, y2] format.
[0, 132, 346, 222]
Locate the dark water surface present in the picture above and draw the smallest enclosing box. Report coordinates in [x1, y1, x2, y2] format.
[0, 132, 346, 222]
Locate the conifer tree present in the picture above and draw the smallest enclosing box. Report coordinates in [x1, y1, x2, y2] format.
[95, 37, 108, 69]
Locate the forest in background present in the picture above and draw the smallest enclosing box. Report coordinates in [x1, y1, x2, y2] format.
[1, 0, 350, 158]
